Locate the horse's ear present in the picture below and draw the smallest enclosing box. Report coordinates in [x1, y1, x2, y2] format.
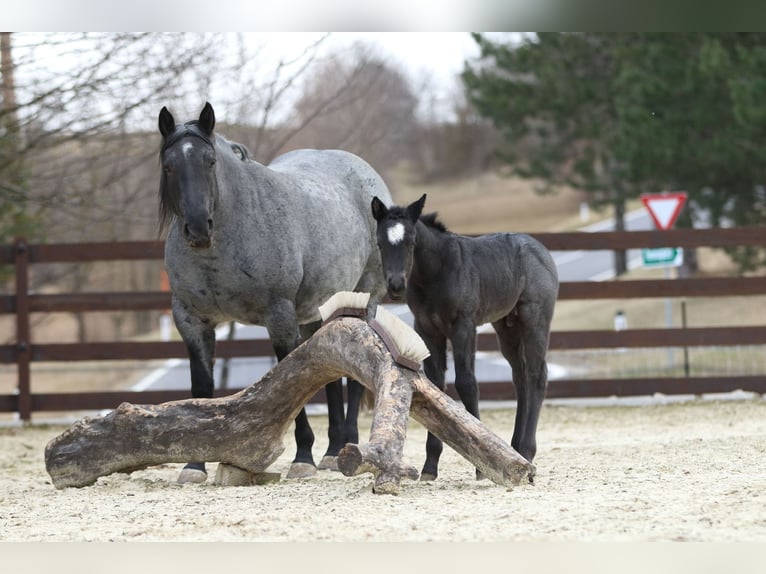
[371, 196, 388, 222]
[406, 194, 427, 222]
[158, 106, 176, 138]
[198, 102, 215, 135]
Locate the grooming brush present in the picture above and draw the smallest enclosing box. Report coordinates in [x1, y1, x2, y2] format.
[318, 291, 371, 323]
[368, 305, 430, 371]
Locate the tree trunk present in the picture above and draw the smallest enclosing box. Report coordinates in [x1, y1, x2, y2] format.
[1, 33, 19, 137]
[613, 197, 627, 276]
[45, 317, 534, 493]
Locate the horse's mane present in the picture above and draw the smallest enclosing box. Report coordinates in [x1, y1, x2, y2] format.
[228, 141, 251, 161]
[420, 212, 448, 233]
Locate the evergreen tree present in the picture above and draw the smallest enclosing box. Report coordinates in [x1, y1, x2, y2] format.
[463, 32, 766, 273]
[463, 32, 635, 274]
[614, 33, 766, 270]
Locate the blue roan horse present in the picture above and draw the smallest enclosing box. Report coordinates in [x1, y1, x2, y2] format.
[371, 194, 559, 481]
[158, 102, 391, 482]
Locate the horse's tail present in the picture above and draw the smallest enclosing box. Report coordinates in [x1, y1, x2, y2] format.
[360, 387, 375, 412]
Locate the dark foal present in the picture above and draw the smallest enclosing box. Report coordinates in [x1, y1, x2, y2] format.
[371, 194, 558, 480]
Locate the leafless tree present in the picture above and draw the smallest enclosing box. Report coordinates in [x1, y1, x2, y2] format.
[1, 33, 225, 340]
[410, 76, 500, 182]
[1, 33, 430, 342]
[284, 42, 419, 177]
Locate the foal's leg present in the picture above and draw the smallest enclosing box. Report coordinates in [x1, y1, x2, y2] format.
[450, 318, 484, 479]
[416, 321, 448, 481]
[493, 303, 551, 464]
[450, 319, 480, 419]
[173, 304, 216, 484]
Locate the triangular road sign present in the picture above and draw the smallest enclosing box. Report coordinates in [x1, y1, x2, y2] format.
[641, 192, 688, 230]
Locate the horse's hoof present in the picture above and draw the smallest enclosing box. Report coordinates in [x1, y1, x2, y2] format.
[286, 462, 317, 479]
[419, 472, 437, 482]
[177, 468, 208, 484]
[317, 455, 339, 471]
[214, 463, 282, 486]
[215, 463, 252, 486]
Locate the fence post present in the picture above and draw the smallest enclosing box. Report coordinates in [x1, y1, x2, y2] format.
[14, 237, 31, 421]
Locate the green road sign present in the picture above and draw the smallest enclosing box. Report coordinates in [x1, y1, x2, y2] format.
[642, 247, 683, 268]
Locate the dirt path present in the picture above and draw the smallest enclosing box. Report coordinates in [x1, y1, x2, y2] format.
[1, 398, 765, 542]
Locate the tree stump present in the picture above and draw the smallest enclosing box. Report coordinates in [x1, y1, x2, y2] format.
[45, 317, 534, 493]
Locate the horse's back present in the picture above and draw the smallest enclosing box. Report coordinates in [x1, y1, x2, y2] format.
[268, 148, 392, 205]
[264, 149, 391, 319]
[167, 146, 390, 327]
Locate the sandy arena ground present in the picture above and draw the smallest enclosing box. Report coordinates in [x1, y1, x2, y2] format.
[1, 397, 765, 542]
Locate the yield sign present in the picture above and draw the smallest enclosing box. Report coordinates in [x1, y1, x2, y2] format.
[641, 192, 688, 230]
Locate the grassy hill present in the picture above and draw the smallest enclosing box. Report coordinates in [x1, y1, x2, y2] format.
[390, 169, 591, 234]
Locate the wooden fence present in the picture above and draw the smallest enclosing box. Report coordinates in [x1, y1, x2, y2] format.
[2, 227, 765, 421]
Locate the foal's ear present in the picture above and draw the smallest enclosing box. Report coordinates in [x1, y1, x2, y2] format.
[158, 106, 176, 138]
[198, 102, 216, 135]
[371, 196, 388, 222]
[406, 193, 427, 222]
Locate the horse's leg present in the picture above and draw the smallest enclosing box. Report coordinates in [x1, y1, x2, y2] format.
[416, 321, 448, 481]
[266, 302, 316, 479]
[296, 320, 346, 471]
[174, 305, 216, 484]
[348, 271, 388, 446]
[318, 376, 366, 471]
[318, 378, 345, 470]
[344, 378, 363, 445]
[450, 318, 485, 479]
[493, 303, 551, 465]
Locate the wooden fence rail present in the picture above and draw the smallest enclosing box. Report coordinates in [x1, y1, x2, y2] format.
[2, 227, 765, 420]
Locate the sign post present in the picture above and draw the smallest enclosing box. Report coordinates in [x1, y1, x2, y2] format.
[640, 191, 688, 367]
[640, 191, 688, 269]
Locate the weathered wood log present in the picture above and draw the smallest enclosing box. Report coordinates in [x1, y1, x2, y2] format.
[45, 317, 534, 492]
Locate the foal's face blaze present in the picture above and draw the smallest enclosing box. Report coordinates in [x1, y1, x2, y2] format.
[371, 194, 426, 302]
[377, 221, 414, 301]
[163, 142, 217, 249]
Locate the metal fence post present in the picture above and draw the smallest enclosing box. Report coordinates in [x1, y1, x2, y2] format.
[14, 237, 31, 421]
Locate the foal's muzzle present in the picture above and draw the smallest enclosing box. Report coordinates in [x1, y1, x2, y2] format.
[386, 276, 407, 301]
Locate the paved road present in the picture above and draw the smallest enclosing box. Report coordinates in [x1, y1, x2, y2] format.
[132, 209, 655, 397]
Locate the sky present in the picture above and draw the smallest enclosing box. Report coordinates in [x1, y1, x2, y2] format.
[245, 32, 485, 119]
[268, 32, 482, 87]
[7, 32, 495, 131]
[4, 1, 529, 32]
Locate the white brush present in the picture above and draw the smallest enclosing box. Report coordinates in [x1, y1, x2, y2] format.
[369, 305, 430, 371]
[318, 291, 371, 322]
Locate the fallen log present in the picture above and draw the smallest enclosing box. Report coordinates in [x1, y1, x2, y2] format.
[45, 317, 534, 493]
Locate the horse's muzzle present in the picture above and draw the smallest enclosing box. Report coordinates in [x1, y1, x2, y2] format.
[184, 220, 213, 249]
